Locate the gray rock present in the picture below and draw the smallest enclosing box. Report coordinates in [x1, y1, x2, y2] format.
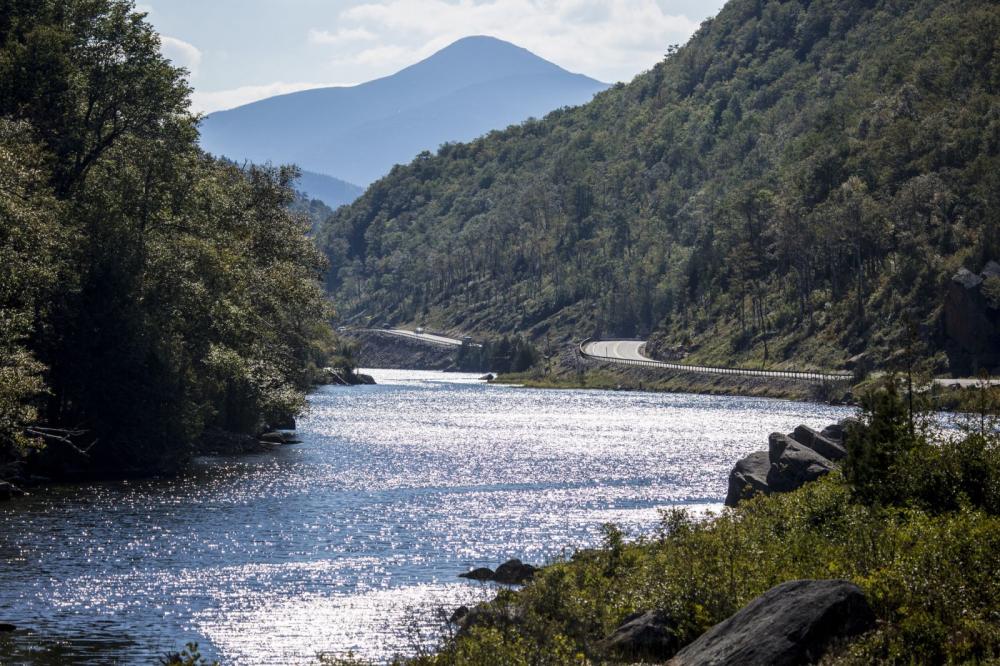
[792, 425, 847, 461]
[767, 441, 834, 493]
[448, 606, 470, 625]
[479, 374, 495, 381]
[768, 433, 797, 461]
[458, 567, 494, 581]
[258, 432, 286, 445]
[493, 558, 538, 585]
[355, 373, 377, 385]
[669, 579, 875, 666]
[944, 264, 1000, 373]
[603, 610, 680, 660]
[953, 267, 984, 290]
[725, 450, 771, 507]
[820, 423, 846, 443]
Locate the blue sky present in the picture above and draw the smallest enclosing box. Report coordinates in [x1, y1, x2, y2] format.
[144, 0, 727, 114]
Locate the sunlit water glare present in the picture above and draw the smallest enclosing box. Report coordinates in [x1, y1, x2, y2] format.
[0, 369, 853, 664]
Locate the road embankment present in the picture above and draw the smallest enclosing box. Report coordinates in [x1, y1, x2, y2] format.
[347, 329, 459, 370]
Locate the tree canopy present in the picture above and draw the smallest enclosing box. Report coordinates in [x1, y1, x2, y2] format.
[0, 0, 334, 476]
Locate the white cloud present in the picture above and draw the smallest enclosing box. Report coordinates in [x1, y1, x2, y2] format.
[308, 27, 378, 46]
[160, 35, 202, 77]
[190, 81, 348, 115]
[313, 0, 701, 83]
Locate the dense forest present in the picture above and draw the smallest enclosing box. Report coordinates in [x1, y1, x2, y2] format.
[0, 0, 334, 477]
[318, 0, 1000, 375]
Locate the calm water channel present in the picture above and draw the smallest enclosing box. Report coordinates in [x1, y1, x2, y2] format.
[0, 369, 853, 664]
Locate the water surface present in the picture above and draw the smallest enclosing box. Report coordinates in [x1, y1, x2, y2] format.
[0, 369, 852, 664]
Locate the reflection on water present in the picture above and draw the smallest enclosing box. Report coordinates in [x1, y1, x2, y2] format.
[0, 369, 853, 664]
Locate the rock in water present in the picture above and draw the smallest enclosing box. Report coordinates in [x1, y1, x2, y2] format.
[792, 425, 847, 461]
[0, 623, 15, 632]
[602, 610, 680, 660]
[725, 450, 771, 507]
[766, 441, 834, 493]
[492, 558, 538, 585]
[458, 567, 494, 581]
[669, 579, 875, 666]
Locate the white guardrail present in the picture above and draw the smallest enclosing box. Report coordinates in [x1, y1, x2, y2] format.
[578, 338, 853, 384]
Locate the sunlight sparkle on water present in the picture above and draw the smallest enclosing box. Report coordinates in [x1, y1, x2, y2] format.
[0, 369, 853, 664]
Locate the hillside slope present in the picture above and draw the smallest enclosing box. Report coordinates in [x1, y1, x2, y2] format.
[318, 0, 1000, 375]
[199, 36, 609, 187]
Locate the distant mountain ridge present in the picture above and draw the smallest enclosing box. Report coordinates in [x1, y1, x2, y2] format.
[295, 170, 363, 210]
[199, 36, 609, 194]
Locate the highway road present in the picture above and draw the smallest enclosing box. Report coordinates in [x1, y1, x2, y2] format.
[580, 339, 1000, 388]
[580, 339, 854, 383]
[366, 328, 475, 348]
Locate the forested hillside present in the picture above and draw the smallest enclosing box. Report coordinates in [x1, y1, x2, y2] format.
[0, 1, 334, 477]
[319, 0, 1000, 375]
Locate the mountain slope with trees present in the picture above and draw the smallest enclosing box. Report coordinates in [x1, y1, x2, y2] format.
[318, 0, 1000, 376]
[0, 0, 335, 477]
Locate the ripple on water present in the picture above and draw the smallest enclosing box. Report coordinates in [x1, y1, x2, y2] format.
[0, 368, 854, 664]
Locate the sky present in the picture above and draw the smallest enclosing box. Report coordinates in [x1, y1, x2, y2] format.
[144, 0, 727, 114]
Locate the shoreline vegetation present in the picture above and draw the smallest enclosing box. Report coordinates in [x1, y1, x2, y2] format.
[0, 1, 356, 488]
[308, 378, 1000, 666]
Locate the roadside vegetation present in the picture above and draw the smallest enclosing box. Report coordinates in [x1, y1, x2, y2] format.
[0, 1, 335, 478]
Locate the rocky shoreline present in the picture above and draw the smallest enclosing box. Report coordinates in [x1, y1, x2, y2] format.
[446, 418, 875, 663]
[726, 419, 856, 507]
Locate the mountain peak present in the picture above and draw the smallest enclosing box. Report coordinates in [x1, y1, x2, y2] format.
[391, 35, 578, 87]
[199, 36, 609, 189]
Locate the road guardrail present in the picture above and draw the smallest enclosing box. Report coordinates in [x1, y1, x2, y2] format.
[579, 338, 852, 384]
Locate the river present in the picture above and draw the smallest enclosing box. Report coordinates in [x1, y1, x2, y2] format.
[0, 369, 853, 664]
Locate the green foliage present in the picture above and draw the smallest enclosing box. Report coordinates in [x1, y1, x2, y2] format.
[426, 474, 1000, 664]
[158, 642, 218, 666]
[0, 119, 63, 455]
[0, 1, 333, 474]
[846, 378, 1000, 513]
[318, 0, 1000, 373]
[417, 388, 1000, 663]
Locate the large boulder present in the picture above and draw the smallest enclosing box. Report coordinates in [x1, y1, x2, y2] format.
[766, 441, 834, 493]
[725, 451, 771, 507]
[602, 610, 681, 660]
[493, 558, 538, 585]
[669, 579, 875, 666]
[792, 425, 847, 461]
[944, 263, 1000, 374]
